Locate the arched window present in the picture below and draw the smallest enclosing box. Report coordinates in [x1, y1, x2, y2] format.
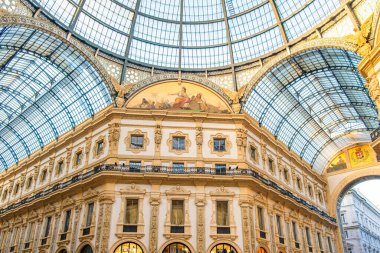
[114, 242, 143, 253]
[210, 243, 237, 253]
[162, 242, 190, 253]
[257, 247, 267, 253]
[58, 250, 67, 253]
[80, 245, 93, 253]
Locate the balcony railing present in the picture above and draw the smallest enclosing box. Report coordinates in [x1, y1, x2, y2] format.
[0, 164, 336, 223]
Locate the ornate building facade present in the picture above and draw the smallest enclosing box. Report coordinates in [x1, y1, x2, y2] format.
[1, 0, 380, 253]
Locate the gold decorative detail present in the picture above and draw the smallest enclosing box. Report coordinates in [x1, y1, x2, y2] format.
[236, 128, 247, 148]
[167, 131, 191, 155]
[208, 133, 232, 157]
[196, 127, 203, 146]
[125, 129, 150, 153]
[114, 81, 133, 108]
[154, 125, 162, 145]
[343, 14, 373, 57]
[222, 84, 247, 113]
[92, 135, 107, 159]
[108, 123, 121, 151]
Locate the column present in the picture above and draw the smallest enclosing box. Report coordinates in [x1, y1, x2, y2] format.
[196, 196, 206, 253]
[149, 194, 161, 253]
[240, 198, 252, 253]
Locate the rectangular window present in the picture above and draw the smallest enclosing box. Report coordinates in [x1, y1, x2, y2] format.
[268, 158, 274, 172]
[172, 163, 184, 174]
[57, 161, 63, 175]
[63, 210, 71, 233]
[75, 152, 82, 165]
[213, 138, 226, 151]
[129, 161, 141, 172]
[250, 146, 256, 160]
[341, 213, 346, 223]
[276, 215, 283, 237]
[96, 141, 104, 155]
[171, 200, 184, 225]
[306, 227, 312, 246]
[292, 221, 298, 242]
[85, 203, 94, 227]
[258, 207, 265, 231]
[44, 216, 51, 238]
[283, 168, 289, 181]
[41, 170, 47, 182]
[345, 231, 348, 238]
[25, 222, 33, 242]
[172, 137, 185, 150]
[317, 232, 323, 250]
[327, 236, 333, 252]
[26, 177, 33, 190]
[215, 164, 226, 175]
[125, 199, 138, 224]
[216, 201, 229, 226]
[131, 135, 144, 149]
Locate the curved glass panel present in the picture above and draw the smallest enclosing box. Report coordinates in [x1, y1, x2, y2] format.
[162, 243, 191, 253]
[210, 243, 237, 253]
[114, 242, 143, 253]
[0, 26, 112, 171]
[243, 48, 379, 173]
[27, 0, 342, 70]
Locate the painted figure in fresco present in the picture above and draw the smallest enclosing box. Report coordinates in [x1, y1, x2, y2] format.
[172, 87, 191, 109]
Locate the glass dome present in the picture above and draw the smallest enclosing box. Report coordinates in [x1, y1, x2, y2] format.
[28, 0, 341, 70]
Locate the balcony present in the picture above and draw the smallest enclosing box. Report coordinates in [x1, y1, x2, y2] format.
[0, 164, 336, 225]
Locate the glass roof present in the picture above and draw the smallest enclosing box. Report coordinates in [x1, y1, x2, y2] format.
[28, 0, 341, 70]
[0, 26, 112, 171]
[243, 48, 379, 173]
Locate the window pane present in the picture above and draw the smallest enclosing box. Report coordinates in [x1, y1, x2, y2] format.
[173, 137, 185, 150]
[171, 200, 184, 225]
[258, 207, 265, 231]
[216, 201, 229, 226]
[86, 202, 94, 227]
[214, 138, 226, 151]
[44, 216, 51, 238]
[125, 199, 138, 224]
[63, 210, 71, 232]
[131, 135, 144, 148]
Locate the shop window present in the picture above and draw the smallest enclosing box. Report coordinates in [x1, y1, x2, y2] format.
[114, 242, 143, 253]
[210, 243, 237, 253]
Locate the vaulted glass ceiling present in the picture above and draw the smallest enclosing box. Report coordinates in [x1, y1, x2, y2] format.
[0, 26, 112, 171]
[244, 48, 379, 173]
[28, 0, 341, 70]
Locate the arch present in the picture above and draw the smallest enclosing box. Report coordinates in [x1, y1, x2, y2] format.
[109, 239, 148, 253]
[55, 246, 69, 253]
[125, 79, 233, 113]
[0, 15, 115, 96]
[206, 240, 242, 253]
[158, 240, 195, 253]
[75, 241, 95, 253]
[241, 40, 378, 173]
[0, 17, 115, 171]
[242, 38, 358, 102]
[328, 166, 380, 253]
[125, 74, 232, 105]
[257, 246, 269, 253]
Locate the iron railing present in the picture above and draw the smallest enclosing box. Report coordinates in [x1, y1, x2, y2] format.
[0, 164, 336, 223]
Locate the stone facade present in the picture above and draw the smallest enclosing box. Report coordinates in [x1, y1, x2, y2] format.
[341, 190, 380, 253]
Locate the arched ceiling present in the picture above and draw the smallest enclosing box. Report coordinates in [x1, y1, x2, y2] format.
[0, 26, 113, 171]
[27, 0, 341, 70]
[243, 48, 379, 173]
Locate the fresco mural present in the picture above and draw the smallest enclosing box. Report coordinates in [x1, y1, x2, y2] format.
[326, 152, 348, 173]
[126, 81, 231, 113]
[348, 145, 374, 167]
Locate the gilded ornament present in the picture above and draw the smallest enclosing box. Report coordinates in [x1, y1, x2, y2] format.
[343, 15, 373, 57]
[222, 84, 247, 113]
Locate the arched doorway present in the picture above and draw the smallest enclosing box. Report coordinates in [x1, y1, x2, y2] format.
[80, 245, 93, 253]
[257, 247, 267, 253]
[114, 242, 143, 253]
[210, 243, 237, 253]
[162, 242, 191, 253]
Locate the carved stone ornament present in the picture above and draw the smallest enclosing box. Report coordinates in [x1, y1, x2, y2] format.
[196, 127, 203, 146]
[236, 128, 247, 148]
[154, 125, 162, 145]
[125, 129, 150, 153]
[167, 131, 191, 155]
